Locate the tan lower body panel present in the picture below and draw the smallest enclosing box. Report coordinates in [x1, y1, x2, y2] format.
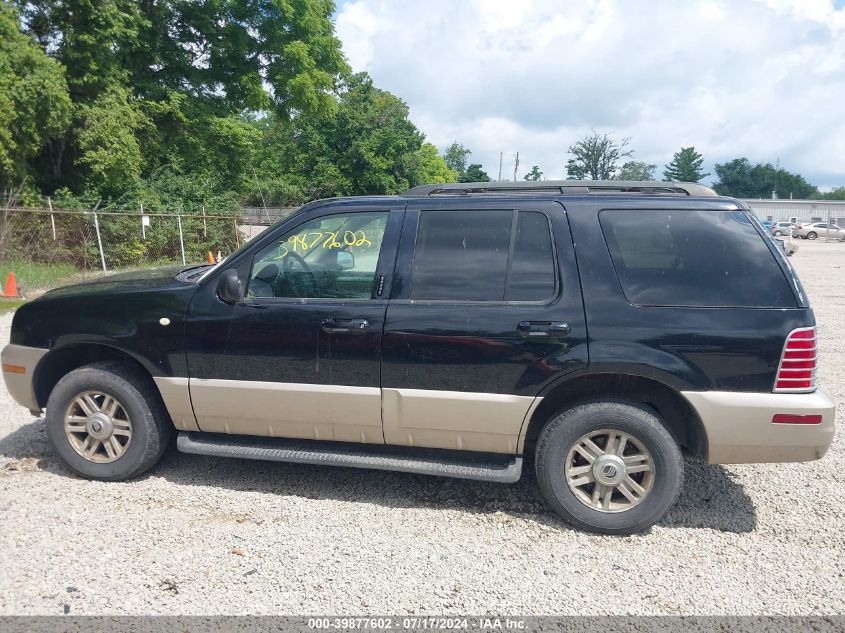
[681, 390, 835, 464]
[382, 387, 539, 454]
[153, 377, 199, 432]
[189, 378, 384, 444]
[1, 344, 48, 412]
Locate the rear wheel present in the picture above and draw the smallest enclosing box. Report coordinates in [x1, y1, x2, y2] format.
[45, 362, 171, 480]
[773, 230, 782, 236]
[807, 231, 818, 240]
[535, 400, 683, 534]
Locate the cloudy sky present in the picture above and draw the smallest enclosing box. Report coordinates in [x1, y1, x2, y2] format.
[335, 0, 845, 189]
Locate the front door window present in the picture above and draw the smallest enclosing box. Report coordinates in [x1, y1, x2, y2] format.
[247, 212, 388, 300]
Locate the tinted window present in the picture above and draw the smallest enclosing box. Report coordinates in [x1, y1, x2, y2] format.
[600, 210, 796, 308]
[412, 210, 512, 301]
[248, 212, 387, 300]
[411, 210, 557, 302]
[508, 211, 556, 301]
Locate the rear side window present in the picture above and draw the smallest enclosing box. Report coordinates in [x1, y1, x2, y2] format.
[509, 211, 556, 301]
[411, 210, 556, 302]
[600, 209, 796, 308]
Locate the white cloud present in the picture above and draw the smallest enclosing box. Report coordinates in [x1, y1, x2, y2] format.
[336, 0, 845, 188]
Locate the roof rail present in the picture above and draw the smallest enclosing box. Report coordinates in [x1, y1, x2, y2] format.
[402, 180, 718, 197]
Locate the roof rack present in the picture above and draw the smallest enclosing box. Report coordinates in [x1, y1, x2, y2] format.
[402, 180, 718, 197]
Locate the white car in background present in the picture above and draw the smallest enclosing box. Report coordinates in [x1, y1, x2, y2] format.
[770, 222, 797, 237]
[793, 222, 845, 240]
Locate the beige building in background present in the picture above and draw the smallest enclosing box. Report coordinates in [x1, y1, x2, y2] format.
[742, 199, 845, 225]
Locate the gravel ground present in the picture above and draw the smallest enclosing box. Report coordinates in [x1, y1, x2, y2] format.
[0, 239, 843, 616]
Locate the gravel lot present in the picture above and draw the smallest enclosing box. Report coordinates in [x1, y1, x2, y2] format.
[0, 239, 843, 616]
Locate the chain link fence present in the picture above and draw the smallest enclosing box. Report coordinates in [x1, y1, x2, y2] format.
[0, 203, 260, 295]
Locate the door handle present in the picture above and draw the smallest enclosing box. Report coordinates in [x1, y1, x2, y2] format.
[517, 321, 570, 338]
[321, 318, 370, 333]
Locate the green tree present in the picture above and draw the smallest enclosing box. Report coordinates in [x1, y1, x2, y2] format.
[616, 161, 656, 180]
[265, 73, 425, 200]
[19, 0, 145, 101]
[713, 158, 817, 199]
[815, 187, 845, 201]
[254, 110, 349, 204]
[75, 87, 150, 197]
[138, 0, 347, 115]
[412, 143, 458, 185]
[664, 147, 709, 182]
[712, 158, 754, 197]
[0, 2, 71, 186]
[16, 0, 351, 194]
[20, 0, 348, 117]
[566, 131, 633, 180]
[444, 142, 471, 179]
[195, 116, 263, 194]
[332, 73, 423, 194]
[523, 166, 543, 181]
[461, 164, 490, 183]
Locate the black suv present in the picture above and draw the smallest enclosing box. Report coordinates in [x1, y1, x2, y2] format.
[2, 181, 834, 534]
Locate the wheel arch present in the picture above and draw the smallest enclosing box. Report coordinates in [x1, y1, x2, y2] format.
[33, 343, 157, 410]
[520, 372, 707, 459]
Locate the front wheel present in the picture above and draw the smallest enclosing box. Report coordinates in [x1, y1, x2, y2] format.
[807, 231, 818, 240]
[773, 230, 782, 236]
[45, 362, 172, 480]
[535, 400, 683, 534]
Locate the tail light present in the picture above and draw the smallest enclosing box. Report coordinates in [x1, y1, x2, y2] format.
[774, 327, 817, 392]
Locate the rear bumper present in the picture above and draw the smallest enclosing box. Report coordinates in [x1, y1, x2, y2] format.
[1, 344, 48, 412]
[681, 390, 835, 464]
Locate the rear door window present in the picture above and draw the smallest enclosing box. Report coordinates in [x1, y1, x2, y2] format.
[411, 210, 557, 302]
[599, 209, 797, 308]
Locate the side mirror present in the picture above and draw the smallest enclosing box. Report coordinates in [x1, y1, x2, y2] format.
[336, 250, 354, 270]
[217, 269, 244, 304]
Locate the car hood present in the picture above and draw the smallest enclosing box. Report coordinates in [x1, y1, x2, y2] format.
[40, 265, 205, 299]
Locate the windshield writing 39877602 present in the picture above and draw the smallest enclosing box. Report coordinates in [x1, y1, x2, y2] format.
[277, 230, 372, 258]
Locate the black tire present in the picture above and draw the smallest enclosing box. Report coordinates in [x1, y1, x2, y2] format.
[535, 400, 683, 534]
[773, 230, 782, 236]
[45, 361, 172, 481]
[807, 231, 817, 240]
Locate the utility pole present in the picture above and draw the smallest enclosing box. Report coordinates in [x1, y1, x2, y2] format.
[498, 152, 503, 181]
[513, 152, 519, 182]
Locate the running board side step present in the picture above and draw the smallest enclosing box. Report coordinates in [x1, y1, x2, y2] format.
[177, 432, 523, 484]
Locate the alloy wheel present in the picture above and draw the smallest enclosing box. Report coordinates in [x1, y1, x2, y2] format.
[64, 391, 132, 463]
[565, 428, 655, 513]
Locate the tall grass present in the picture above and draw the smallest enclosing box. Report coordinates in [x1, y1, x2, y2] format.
[0, 259, 79, 292]
[0, 299, 27, 314]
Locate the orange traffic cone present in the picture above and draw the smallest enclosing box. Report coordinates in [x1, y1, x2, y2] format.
[207, 251, 215, 264]
[2, 272, 18, 297]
